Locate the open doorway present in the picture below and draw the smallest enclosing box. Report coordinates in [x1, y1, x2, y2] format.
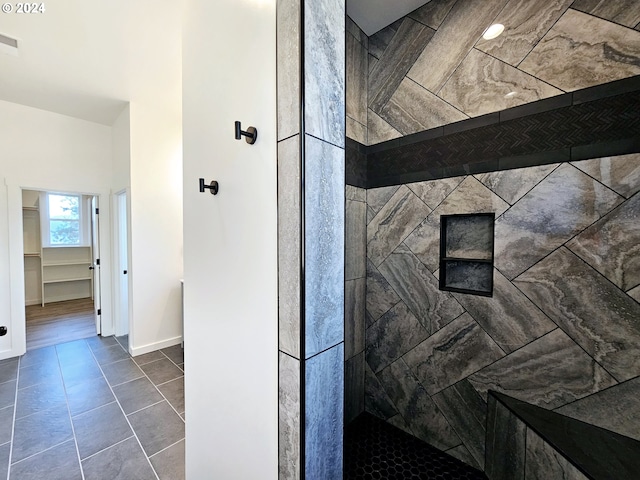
[22, 188, 102, 349]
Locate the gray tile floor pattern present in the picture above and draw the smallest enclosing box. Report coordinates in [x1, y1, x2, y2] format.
[0, 335, 185, 479]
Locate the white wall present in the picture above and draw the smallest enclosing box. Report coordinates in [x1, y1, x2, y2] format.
[127, 101, 184, 354]
[182, 0, 278, 477]
[112, 105, 131, 193]
[0, 100, 114, 358]
[111, 105, 132, 337]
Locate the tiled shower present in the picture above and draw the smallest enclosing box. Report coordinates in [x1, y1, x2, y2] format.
[344, 0, 640, 477]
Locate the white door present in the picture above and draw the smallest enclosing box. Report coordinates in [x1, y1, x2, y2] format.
[91, 196, 101, 334]
[117, 191, 129, 336]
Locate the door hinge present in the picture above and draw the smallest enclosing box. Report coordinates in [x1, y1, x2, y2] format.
[96, 259, 100, 266]
[95, 208, 99, 214]
[97, 309, 101, 315]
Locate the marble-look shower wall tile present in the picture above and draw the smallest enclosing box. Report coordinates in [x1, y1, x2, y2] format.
[555, 376, 640, 442]
[439, 49, 563, 117]
[568, 193, 640, 291]
[304, 0, 345, 147]
[475, 0, 573, 66]
[346, 117, 367, 144]
[346, 199, 366, 280]
[407, 0, 509, 93]
[432, 176, 511, 217]
[367, 184, 400, 215]
[380, 78, 468, 135]
[446, 445, 480, 470]
[377, 359, 461, 451]
[432, 380, 488, 469]
[407, 176, 464, 210]
[365, 260, 401, 322]
[345, 352, 365, 424]
[408, 0, 457, 30]
[279, 352, 300, 480]
[453, 269, 556, 353]
[475, 163, 558, 205]
[277, 0, 300, 140]
[346, 185, 365, 202]
[368, 109, 401, 145]
[347, 32, 368, 127]
[368, 19, 403, 60]
[519, 9, 640, 91]
[629, 285, 640, 303]
[468, 329, 618, 409]
[525, 428, 589, 480]
[304, 136, 344, 358]
[346, 15, 367, 47]
[514, 247, 640, 382]
[305, 344, 343, 479]
[571, 153, 640, 199]
[364, 361, 398, 420]
[366, 205, 376, 224]
[404, 215, 441, 272]
[278, 136, 301, 358]
[345, 278, 365, 360]
[485, 397, 526, 480]
[377, 245, 464, 333]
[494, 163, 623, 279]
[365, 301, 428, 373]
[368, 18, 435, 113]
[386, 413, 413, 436]
[404, 313, 505, 395]
[368, 54, 378, 75]
[367, 185, 431, 266]
[572, 0, 640, 28]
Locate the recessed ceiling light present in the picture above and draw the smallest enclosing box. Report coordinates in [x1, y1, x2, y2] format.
[482, 24, 505, 40]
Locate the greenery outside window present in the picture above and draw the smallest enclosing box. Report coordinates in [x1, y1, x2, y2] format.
[48, 193, 81, 245]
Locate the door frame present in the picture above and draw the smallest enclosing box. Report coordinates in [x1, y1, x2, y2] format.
[3, 179, 114, 359]
[113, 188, 132, 340]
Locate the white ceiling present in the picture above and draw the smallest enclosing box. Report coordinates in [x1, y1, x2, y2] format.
[347, 0, 431, 36]
[0, 0, 183, 125]
[0, 1, 417, 126]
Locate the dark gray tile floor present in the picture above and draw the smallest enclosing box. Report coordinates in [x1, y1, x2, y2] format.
[0, 335, 184, 480]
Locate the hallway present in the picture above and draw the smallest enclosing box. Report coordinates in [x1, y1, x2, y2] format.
[0, 336, 184, 479]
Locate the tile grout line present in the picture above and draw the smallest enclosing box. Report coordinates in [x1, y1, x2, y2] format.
[148, 437, 184, 459]
[57, 343, 87, 480]
[79, 434, 136, 462]
[7, 439, 72, 468]
[86, 339, 161, 480]
[126, 400, 166, 417]
[6, 356, 21, 480]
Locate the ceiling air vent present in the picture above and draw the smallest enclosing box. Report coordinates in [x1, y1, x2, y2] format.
[0, 33, 19, 56]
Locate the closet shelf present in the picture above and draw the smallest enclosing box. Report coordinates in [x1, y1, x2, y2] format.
[42, 261, 92, 267]
[43, 276, 92, 284]
[24, 252, 41, 257]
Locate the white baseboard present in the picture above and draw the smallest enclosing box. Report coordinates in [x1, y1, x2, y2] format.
[129, 335, 183, 357]
[25, 299, 41, 306]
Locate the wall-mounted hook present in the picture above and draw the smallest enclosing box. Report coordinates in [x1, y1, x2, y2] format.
[235, 121, 258, 145]
[199, 178, 219, 195]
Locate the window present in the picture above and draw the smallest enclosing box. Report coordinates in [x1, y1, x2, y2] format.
[47, 193, 81, 245]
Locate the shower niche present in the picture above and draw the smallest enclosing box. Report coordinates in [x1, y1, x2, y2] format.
[439, 213, 495, 297]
